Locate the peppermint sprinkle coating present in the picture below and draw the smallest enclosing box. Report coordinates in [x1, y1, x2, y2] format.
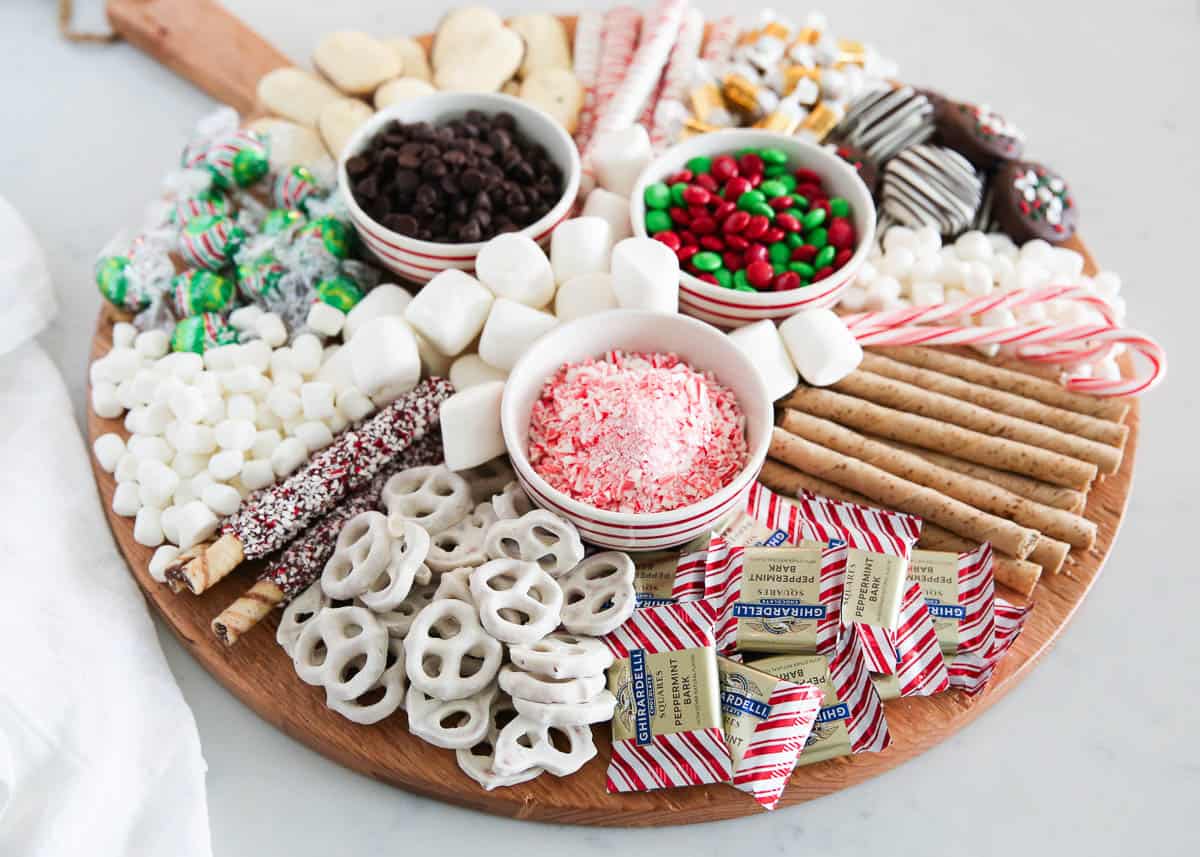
[528, 352, 747, 514]
[265, 431, 444, 602]
[224, 377, 453, 558]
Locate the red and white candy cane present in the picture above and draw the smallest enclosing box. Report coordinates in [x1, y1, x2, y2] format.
[841, 284, 1119, 331]
[852, 322, 1167, 397]
[580, 5, 641, 157]
[571, 10, 604, 154]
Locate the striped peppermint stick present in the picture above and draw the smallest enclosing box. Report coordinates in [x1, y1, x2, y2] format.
[648, 7, 706, 150]
[603, 601, 732, 793]
[580, 5, 642, 158]
[571, 9, 605, 153]
[720, 660, 824, 811]
[842, 284, 1120, 331]
[947, 597, 1032, 696]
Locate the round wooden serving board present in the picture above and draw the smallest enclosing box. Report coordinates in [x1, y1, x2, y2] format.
[90, 0, 1140, 825]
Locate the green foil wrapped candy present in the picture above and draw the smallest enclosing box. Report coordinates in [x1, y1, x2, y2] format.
[171, 312, 239, 353]
[297, 215, 353, 259]
[170, 269, 233, 316]
[236, 253, 285, 301]
[314, 273, 364, 312]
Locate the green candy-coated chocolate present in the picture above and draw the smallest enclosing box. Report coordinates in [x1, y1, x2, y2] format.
[644, 182, 672, 210]
[829, 197, 850, 218]
[737, 190, 766, 211]
[768, 242, 791, 265]
[789, 261, 815, 278]
[779, 174, 798, 192]
[749, 202, 775, 219]
[760, 148, 788, 166]
[814, 245, 836, 268]
[686, 156, 713, 174]
[714, 268, 732, 287]
[691, 251, 722, 272]
[802, 208, 827, 229]
[645, 209, 673, 234]
[806, 227, 828, 248]
[670, 182, 688, 206]
[759, 180, 787, 198]
[785, 232, 805, 249]
[733, 269, 750, 290]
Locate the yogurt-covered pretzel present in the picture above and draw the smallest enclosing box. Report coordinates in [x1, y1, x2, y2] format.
[405, 599, 503, 700]
[293, 605, 388, 702]
[276, 581, 329, 657]
[484, 509, 584, 578]
[469, 559, 564, 644]
[498, 664, 606, 704]
[508, 632, 614, 679]
[433, 567, 475, 604]
[456, 693, 546, 790]
[425, 502, 497, 573]
[462, 457, 516, 504]
[357, 519, 431, 611]
[513, 690, 617, 727]
[383, 465, 472, 534]
[321, 511, 427, 602]
[327, 636, 407, 725]
[492, 480, 532, 520]
[365, 581, 437, 639]
[558, 551, 637, 637]
[492, 713, 597, 777]
[406, 681, 499, 749]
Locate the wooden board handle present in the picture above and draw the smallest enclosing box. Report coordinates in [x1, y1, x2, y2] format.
[106, 0, 292, 114]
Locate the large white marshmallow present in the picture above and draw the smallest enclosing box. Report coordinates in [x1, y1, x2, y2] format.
[314, 342, 356, 392]
[581, 188, 632, 246]
[404, 269, 493, 356]
[475, 233, 556, 307]
[415, 333, 453, 378]
[343, 284, 413, 341]
[449, 354, 508, 391]
[478, 299, 558, 372]
[554, 272, 618, 322]
[440, 381, 506, 472]
[348, 315, 420, 405]
[610, 237, 679, 314]
[778, 309, 863, 387]
[727, 320, 800, 402]
[175, 500, 219, 550]
[550, 217, 611, 284]
[592, 125, 653, 198]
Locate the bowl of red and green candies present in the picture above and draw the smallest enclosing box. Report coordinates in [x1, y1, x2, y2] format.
[630, 129, 876, 326]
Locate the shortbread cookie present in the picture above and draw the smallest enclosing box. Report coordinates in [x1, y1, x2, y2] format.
[509, 14, 571, 78]
[318, 97, 374, 159]
[314, 31, 401, 96]
[383, 36, 432, 82]
[432, 7, 524, 93]
[519, 67, 583, 133]
[257, 67, 342, 126]
[374, 77, 436, 110]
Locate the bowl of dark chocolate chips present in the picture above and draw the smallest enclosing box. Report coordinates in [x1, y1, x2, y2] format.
[339, 92, 581, 284]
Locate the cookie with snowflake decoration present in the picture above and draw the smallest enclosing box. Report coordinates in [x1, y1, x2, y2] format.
[991, 160, 1077, 244]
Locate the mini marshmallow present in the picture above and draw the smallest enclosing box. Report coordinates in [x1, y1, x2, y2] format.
[149, 545, 181, 582]
[113, 322, 137, 349]
[137, 458, 179, 508]
[140, 402, 172, 436]
[954, 231, 993, 262]
[220, 366, 261, 396]
[294, 420, 334, 452]
[306, 302, 346, 337]
[581, 187, 632, 245]
[93, 433, 126, 473]
[449, 354, 508, 391]
[335, 387, 374, 423]
[112, 481, 142, 517]
[349, 315, 420, 404]
[779, 309, 864, 387]
[554, 272, 618, 322]
[910, 280, 945, 306]
[880, 246, 915, 279]
[201, 394, 225, 425]
[440, 381, 505, 471]
[592, 124, 652, 197]
[128, 435, 171, 462]
[193, 371, 221, 398]
[190, 471, 215, 496]
[962, 262, 994, 297]
[225, 394, 257, 423]
[300, 381, 337, 421]
[292, 334, 324, 377]
[172, 480, 197, 507]
[256, 312, 288, 347]
[610, 237, 680, 314]
[229, 304, 264, 331]
[129, 369, 160, 405]
[271, 437, 308, 476]
[208, 449, 245, 482]
[175, 422, 217, 455]
[251, 429, 282, 460]
[727, 320, 799, 402]
[104, 347, 142, 382]
[267, 388, 302, 420]
[91, 382, 123, 419]
[116, 380, 140, 412]
[160, 505, 182, 544]
[550, 217, 611, 284]
[202, 482, 242, 517]
[168, 385, 206, 423]
[255, 401, 283, 430]
[241, 339, 272, 373]
[205, 344, 241, 371]
[269, 346, 297, 377]
[163, 351, 204, 381]
[115, 453, 140, 483]
[272, 368, 304, 391]
[405, 269, 494, 357]
[122, 406, 144, 435]
[475, 233, 556, 307]
[839, 284, 869, 312]
[176, 501, 219, 550]
[1048, 247, 1084, 279]
[133, 506, 164, 547]
[343, 284, 413, 340]
[478, 299, 557, 371]
[241, 458, 276, 491]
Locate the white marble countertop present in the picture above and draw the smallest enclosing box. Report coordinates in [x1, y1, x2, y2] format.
[3, 0, 1198, 853]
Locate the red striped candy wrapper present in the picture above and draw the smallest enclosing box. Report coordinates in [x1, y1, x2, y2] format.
[571, 10, 605, 154]
[632, 532, 710, 607]
[946, 597, 1032, 696]
[603, 601, 732, 793]
[855, 577, 951, 698]
[909, 543, 997, 659]
[718, 657, 823, 810]
[753, 626, 891, 767]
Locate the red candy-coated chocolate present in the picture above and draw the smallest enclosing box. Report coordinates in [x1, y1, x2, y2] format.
[722, 210, 750, 233]
[711, 155, 738, 181]
[772, 271, 801, 291]
[726, 234, 750, 251]
[834, 248, 853, 268]
[794, 168, 822, 184]
[677, 245, 699, 263]
[739, 153, 764, 176]
[746, 173, 762, 188]
[746, 261, 774, 288]
[762, 227, 785, 244]
[694, 174, 719, 192]
[691, 216, 717, 235]
[812, 199, 832, 219]
[743, 215, 769, 239]
[684, 186, 711, 206]
[775, 213, 800, 232]
[827, 217, 854, 249]
[698, 273, 719, 285]
[655, 230, 682, 251]
[813, 265, 834, 280]
[724, 177, 752, 199]
[768, 196, 794, 211]
[669, 206, 690, 226]
[743, 244, 768, 264]
[700, 235, 725, 251]
[714, 200, 737, 220]
[680, 229, 698, 246]
[791, 244, 818, 262]
[667, 169, 693, 184]
[722, 251, 744, 271]
[795, 183, 822, 201]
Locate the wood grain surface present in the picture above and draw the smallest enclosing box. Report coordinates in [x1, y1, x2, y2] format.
[95, 0, 1139, 825]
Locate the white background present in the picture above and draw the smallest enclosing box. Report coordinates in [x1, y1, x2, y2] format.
[1, 0, 1197, 854]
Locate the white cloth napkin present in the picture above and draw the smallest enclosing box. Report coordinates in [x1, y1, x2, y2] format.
[0, 195, 212, 857]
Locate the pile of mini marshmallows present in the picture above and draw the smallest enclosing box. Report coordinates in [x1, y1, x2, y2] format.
[839, 225, 1127, 377]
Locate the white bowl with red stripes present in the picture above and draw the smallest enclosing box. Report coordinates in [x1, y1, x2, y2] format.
[338, 92, 580, 284]
[500, 309, 772, 551]
[630, 129, 876, 328]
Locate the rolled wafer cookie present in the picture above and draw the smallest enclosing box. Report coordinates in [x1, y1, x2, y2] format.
[870, 346, 1130, 423]
[758, 459, 1043, 596]
[769, 425, 1041, 559]
[829, 369, 1122, 475]
[778, 409, 1096, 549]
[860, 352, 1129, 449]
[781, 386, 1097, 490]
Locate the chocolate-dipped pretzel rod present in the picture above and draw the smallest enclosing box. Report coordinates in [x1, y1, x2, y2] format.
[211, 431, 443, 646]
[165, 377, 453, 595]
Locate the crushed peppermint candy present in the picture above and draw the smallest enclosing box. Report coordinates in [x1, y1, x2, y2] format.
[528, 351, 747, 513]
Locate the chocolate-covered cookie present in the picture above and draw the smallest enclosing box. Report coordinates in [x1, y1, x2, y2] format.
[830, 142, 879, 196]
[829, 85, 935, 165]
[934, 100, 1024, 168]
[991, 160, 1077, 244]
[881, 144, 983, 236]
